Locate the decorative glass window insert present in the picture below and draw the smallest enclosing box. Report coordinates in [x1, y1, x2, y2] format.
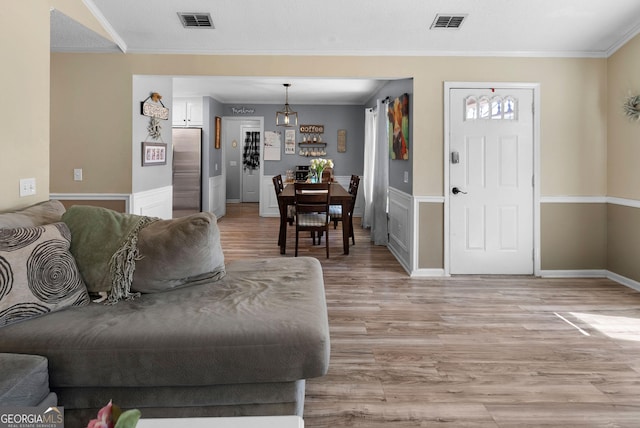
[491, 96, 502, 119]
[503, 96, 516, 120]
[465, 96, 478, 120]
[478, 96, 490, 119]
[464, 94, 518, 121]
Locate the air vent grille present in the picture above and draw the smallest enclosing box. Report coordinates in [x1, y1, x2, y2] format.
[430, 14, 466, 29]
[178, 13, 214, 29]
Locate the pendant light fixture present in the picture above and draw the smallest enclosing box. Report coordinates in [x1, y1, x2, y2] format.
[276, 83, 298, 127]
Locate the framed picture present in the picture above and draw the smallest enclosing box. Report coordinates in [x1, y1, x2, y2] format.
[215, 116, 221, 149]
[284, 129, 296, 154]
[141, 142, 167, 166]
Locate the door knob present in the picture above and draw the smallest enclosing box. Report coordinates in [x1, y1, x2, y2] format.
[452, 187, 467, 195]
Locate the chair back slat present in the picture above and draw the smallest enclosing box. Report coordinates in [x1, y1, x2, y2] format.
[272, 174, 284, 196]
[294, 182, 331, 258]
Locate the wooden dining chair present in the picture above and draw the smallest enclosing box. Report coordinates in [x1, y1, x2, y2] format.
[329, 175, 360, 245]
[294, 182, 331, 258]
[273, 174, 295, 249]
[272, 174, 294, 226]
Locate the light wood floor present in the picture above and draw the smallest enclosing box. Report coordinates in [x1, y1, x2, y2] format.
[218, 203, 640, 427]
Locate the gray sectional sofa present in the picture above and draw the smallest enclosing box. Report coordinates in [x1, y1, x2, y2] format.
[0, 201, 330, 428]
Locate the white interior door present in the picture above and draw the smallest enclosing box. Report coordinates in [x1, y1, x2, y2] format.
[449, 88, 534, 274]
[241, 126, 260, 203]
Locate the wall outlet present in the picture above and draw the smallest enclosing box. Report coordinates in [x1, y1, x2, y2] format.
[404, 171, 409, 183]
[19, 178, 36, 197]
[74, 168, 83, 181]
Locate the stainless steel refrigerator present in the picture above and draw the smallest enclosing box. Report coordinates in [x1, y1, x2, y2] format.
[172, 128, 202, 217]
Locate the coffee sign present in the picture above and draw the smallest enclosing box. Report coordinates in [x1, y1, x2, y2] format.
[299, 124, 324, 134]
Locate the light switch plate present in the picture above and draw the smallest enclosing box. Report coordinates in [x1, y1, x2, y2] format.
[19, 178, 36, 197]
[74, 168, 83, 181]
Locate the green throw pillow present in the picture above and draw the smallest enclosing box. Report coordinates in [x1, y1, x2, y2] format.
[62, 205, 157, 304]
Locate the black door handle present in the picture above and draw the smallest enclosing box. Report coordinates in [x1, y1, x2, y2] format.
[452, 187, 467, 195]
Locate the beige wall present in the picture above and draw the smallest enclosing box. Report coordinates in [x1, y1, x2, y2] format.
[418, 202, 443, 269]
[0, 2, 50, 211]
[607, 34, 640, 200]
[50, 54, 133, 193]
[50, 54, 608, 199]
[49, 53, 608, 273]
[540, 203, 607, 271]
[608, 204, 640, 281]
[606, 33, 640, 282]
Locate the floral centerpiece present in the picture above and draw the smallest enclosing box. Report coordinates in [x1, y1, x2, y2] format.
[87, 400, 140, 428]
[309, 158, 334, 183]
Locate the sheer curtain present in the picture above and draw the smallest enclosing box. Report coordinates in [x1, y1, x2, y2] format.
[362, 107, 376, 229]
[362, 98, 389, 245]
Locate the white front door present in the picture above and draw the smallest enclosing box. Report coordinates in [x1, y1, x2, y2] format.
[449, 88, 534, 274]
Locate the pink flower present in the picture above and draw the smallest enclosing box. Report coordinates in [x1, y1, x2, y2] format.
[86, 400, 114, 428]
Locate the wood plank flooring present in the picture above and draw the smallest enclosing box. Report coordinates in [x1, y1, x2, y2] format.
[217, 203, 640, 427]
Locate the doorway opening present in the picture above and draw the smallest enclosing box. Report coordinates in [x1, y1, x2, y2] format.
[221, 117, 264, 206]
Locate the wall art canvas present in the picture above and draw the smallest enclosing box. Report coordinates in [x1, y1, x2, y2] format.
[388, 93, 409, 160]
[264, 131, 281, 161]
[284, 129, 296, 154]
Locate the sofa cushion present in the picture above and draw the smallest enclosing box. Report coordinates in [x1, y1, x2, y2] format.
[0, 223, 90, 327]
[0, 257, 330, 388]
[0, 353, 52, 406]
[0, 200, 66, 229]
[131, 212, 225, 293]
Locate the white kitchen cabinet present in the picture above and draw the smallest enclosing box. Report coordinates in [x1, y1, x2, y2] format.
[173, 97, 203, 127]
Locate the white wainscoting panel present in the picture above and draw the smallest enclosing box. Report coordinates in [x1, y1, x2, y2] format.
[261, 176, 280, 217]
[387, 187, 412, 274]
[209, 175, 226, 219]
[131, 186, 172, 219]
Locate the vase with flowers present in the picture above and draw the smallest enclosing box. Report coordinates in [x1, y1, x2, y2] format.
[309, 158, 334, 183]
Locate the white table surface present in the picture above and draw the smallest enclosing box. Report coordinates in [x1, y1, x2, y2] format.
[136, 416, 304, 428]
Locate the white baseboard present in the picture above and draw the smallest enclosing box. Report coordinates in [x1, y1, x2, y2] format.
[540, 269, 640, 293]
[539, 269, 608, 278]
[606, 271, 640, 292]
[410, 268, 448, 277]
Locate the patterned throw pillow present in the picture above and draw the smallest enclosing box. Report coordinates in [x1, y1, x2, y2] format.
[0, 222, 90, 327]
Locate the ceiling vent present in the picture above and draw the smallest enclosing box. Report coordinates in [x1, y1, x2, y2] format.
[430, 14, 467, 29]
[178, 12, 214, 29]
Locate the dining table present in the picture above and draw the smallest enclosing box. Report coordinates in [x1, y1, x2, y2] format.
[278, 182, 353, 255]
